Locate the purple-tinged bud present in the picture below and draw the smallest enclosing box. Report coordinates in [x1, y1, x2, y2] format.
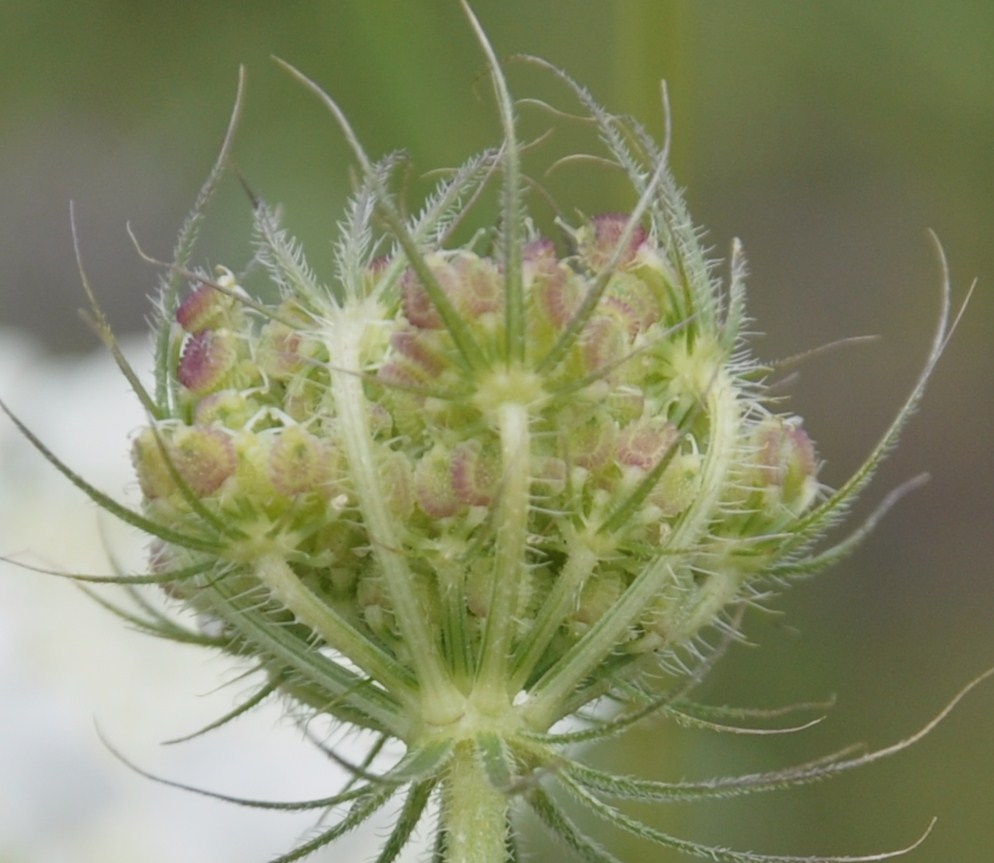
[604, 273, 661, 335]
[580, 313, 629, 375]
[616, 418, 678, 471]
[752, 418, 819, 516]
[532, 263, 582, 330]
[175, 268, 241, 333]
[178, 329, 239, 394]
[522, 236, 557, 280]
[268, 426, 331, 497]
[401, 266, 445, 329]
[390, 330, 446, 378]
[451, 439, 500, 507]
[414, 446, 464, 518]
[449, 252, 502, 319]
[377, 359, 424, 391]
[577, 213, 647, 272]
[176, 284, 226, 334]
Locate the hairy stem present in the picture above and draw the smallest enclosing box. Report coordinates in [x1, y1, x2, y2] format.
[441, 740, 510, 863]
[326, 303, 465, 723]
[474, 399, 532, 711]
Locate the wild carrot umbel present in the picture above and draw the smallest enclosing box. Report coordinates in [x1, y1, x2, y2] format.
[1, 4, 984, 862]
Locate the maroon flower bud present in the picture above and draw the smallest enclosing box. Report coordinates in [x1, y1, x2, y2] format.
[580, 313, 629, 375]
[451, 439, 500, 506]
[176, 284, 225, 334]
[616, 418, 677, 471]
[401, 267, 445, 329]
[604, 272, 661, 335]
[577, 213, 647, 272]
[390, 329, 446, 378]
[177, 329, 239, 394]
[449, 252, 502, 318]
[532, 264, 583, 330]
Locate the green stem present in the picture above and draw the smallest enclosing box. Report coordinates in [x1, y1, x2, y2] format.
[509, 538, 599, 692]
[253, 553, 415, 704]
[441, 740, 509, 863]
[327, 305, 465, 723]
[474, 400, 531, 710]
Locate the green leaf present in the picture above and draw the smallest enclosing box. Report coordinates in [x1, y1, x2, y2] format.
[206, 578, 407, 735]
[162, 678, 278, 745]
[560, 769, 935, 862]
[373, 778, 437, 863]
[476, 731, 516, 793]
[527, 787, 624, 863]
[562, 746, 861, 804]
[253, 201, 329, 309]
[785, 238, 961, 559]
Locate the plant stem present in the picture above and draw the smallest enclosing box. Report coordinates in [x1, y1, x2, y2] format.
[442, 740, 510, 863]
[327, 305, 465, 723]
[474, 400, 531, 708]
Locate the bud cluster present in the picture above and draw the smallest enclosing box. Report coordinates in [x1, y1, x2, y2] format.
[16, 15, 955, 862]
[133, 200, 824, 710]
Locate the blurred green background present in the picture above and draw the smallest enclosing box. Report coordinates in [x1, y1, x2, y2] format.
[1, 1, 991, 860]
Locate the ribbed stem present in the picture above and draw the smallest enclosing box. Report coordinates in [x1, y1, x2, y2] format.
[474, 400, 531, 711]
[254, 553, 415, 703]
[441, 740, 509, 863]
[327, 305, 464, 724]
[509, 539, 599, 692]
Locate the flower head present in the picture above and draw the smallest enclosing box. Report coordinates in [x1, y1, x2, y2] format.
[2, 5, 971, 863]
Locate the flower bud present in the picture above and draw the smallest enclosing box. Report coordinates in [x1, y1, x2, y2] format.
[414, 445, 464, 518]
[257, 321, 305, 381]
[168, 425, 237, 496]
[750, 417, 819, 518]
[267, 426, 331, 497]
[575, 213, 647, 272]
[177, 329, 240, 395]
[79, 34, 948, 863]
[451, 438, 500, 507]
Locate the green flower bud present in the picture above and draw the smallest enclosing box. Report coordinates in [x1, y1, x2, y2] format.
[267, 425, 332, 497]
